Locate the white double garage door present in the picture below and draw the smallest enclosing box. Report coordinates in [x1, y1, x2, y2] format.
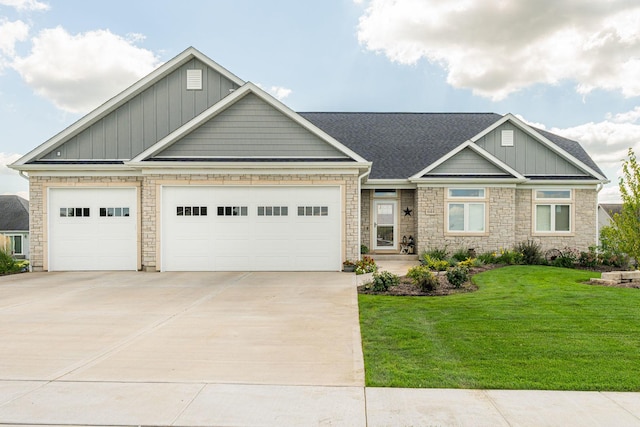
[48, 186, 342, 271]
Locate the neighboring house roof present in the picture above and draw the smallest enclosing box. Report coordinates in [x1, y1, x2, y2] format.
[600, 203, 623, 219]
[0, 195, 29, 231]
[300, 112, 606, 180]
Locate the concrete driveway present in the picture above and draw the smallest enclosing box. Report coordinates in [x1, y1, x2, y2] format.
[0, 271, 366, 425]
[0, 271, 364, 386]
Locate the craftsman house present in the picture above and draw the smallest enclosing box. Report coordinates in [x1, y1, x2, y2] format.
[10, 47, 607, 272]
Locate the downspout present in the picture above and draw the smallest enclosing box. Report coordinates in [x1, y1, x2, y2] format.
[18, 171, 29, 181]
[357, 169, 371, 261]
[595, 183, 603, 246]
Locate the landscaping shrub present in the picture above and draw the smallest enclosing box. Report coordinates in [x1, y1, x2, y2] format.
[599, 251, 629, 268]
[371, 271, 400, 292]
[477, 251, 497, 264]
[446, 265, 469, 288]
[456, 257, 478, 269]
[553, 247, 579, 268]
[361, 244, 369, 254]
[355, 255, 378, 275]
[578, 246, 598, 268]
[422, 255, 450, 271]
[515, 240, 544, 265]
[495, 248, 523, 265]
[0, 247, 19, 275]
[451, 248, 470, 262]
[407, 265, 439, 291]
[422, 247, 449, 261]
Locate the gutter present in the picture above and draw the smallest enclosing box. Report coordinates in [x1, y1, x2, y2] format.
[357, 168, 371, 261]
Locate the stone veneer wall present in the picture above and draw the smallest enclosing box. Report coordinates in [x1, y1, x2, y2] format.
[360, 189, 371, 252]
[415, 187, 516, 255]
[416, 186, 598, 256]
[141, 173, 360, 271]
[28, 175, 142, 272]
[29, 173, 359, 272]
[399, 189, 417, 249]
[515, 188, 597, 252]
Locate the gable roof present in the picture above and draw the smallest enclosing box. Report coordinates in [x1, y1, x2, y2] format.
[600, 203, 623, 219]
[301, 112, 606, 181]
[12, 47, 244, 167]
[129, 82, 367, 164]
[300, 113, 502, 179]
[0, 195, 29, 231]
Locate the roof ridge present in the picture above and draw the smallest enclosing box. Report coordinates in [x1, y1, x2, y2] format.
[298, 111, 499, 115]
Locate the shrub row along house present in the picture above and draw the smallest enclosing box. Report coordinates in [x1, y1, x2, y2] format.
[10, 47, 608, 272]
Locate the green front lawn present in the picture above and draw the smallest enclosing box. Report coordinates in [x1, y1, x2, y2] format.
[359, 265, 640, 390]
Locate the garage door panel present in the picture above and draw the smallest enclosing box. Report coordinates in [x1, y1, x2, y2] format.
[49, 188, 137, 271]
[162, 186, 341, 271]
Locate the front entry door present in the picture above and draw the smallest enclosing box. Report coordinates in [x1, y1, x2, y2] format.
[373, 200, 397, 251]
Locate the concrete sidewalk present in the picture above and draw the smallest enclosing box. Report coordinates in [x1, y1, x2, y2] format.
[1, 380, 639, 426]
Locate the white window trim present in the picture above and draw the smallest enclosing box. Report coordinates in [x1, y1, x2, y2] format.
[532, 189, 574, 235]
[445, 188, 488, 235]
[7, 234, 24, 255]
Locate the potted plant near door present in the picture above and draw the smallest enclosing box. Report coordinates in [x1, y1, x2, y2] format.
[343, 260, 356, 272]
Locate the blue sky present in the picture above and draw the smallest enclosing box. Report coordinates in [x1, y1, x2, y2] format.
[2, 0, 640, 202]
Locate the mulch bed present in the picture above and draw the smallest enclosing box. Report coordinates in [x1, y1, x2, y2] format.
[358, 264, 640, 296]
[357, 265, 499, 296]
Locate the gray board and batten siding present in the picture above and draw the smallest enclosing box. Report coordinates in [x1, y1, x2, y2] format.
[476, 122, 587, 176]
[427, 147, 509, 176]
[41, 58, 240, 161]
[156, 93, 349, 159]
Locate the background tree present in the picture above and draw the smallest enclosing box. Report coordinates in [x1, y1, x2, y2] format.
[602, 148, 640, 266]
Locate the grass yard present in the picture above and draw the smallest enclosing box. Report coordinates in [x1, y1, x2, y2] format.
[359, 265, 640, 391]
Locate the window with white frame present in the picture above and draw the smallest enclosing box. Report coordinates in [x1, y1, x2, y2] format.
[447, 188, 486, 233]
[534, 189, 572, 232]
[8, 235, 23, 255]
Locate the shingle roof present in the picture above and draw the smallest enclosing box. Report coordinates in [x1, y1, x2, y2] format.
[0, 195, 29, 231]
[300, 112, 605, 180]
[600, 203, 623, 218]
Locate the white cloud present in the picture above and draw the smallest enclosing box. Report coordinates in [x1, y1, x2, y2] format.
[357, 0, 640, 100]
[269, 85, 292, 100]
[256, 83, 293, 100]
[0, 19, 29, 70]
[0, 0, 49, 11]
[12, 26, 161, 113]
[0, 152, 21, 175]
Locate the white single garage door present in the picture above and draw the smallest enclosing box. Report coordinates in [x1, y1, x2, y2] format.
[161, 186, 341, 271]
[49, 187, 137, 271]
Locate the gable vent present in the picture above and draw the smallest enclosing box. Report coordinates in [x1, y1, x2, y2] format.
[501, 130, 514, 147]
[186, 69, 203, 90]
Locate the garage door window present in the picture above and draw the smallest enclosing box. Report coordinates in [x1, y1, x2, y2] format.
[100, 207, 131, 217]
[60, 207, 90, 217]
[258, 206, 288, 216]
[217, 206, 248, 216]
[176, 206, 207, 216]
[298, 206, 328, 216]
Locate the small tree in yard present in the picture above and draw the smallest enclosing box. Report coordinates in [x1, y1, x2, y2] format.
[603, 148, 640, 266]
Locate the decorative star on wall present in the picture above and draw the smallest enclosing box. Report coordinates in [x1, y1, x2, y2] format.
[404, 207, 413, 216]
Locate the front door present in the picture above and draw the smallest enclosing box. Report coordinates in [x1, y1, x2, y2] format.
[373, 200, 397, 251]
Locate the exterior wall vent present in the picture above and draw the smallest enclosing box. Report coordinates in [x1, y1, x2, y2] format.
[501, 130, 514, 147]
[186, 69, 203, 90]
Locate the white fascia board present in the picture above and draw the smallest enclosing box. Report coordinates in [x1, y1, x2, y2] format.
[410, 140, 525, 180]
[132, 82, 370, 165]
[12, 47, 245, 167]
[412, 177, 526, 186]
[361, 179, 416, 190]
[472, 113, 607, 182]
[10, 164, 139, 173]
[517, 181, 601, 188]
